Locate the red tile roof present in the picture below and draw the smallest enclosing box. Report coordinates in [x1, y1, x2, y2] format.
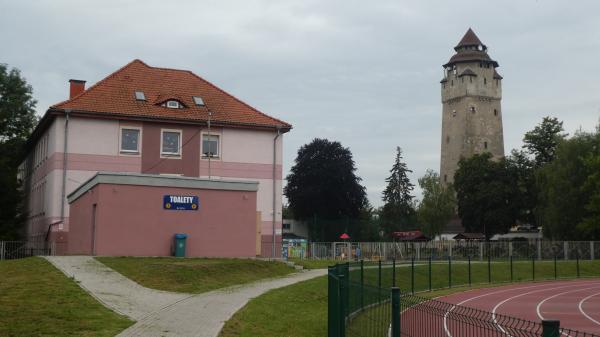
[51, 59, 291, 130]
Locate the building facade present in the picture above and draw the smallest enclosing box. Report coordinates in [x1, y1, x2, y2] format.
[19, 59, 291, 256]
[440, 29, 505, 185]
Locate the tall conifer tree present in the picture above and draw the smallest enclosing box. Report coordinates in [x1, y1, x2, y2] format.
[380, 146, 415, 234]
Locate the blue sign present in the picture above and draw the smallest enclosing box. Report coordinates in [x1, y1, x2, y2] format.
[163, 195, 199, 211]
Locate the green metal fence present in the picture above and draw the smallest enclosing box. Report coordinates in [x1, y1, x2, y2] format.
[328, 260, 600, 337]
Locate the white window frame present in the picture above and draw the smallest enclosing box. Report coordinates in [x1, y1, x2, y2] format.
[166, 100, 180, 109]
[161, 129, 182, 158]
[119, 126, 142, 155]
[201, 132, 221, 159]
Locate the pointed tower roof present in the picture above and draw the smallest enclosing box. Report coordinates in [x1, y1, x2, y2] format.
[455, 28, 485, 50]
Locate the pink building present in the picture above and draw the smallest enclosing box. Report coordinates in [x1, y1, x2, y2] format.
[19, 59, 291, 257]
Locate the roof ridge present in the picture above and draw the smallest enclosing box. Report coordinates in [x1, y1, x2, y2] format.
[186, 70, 291, 128]
[52, 59, 148, 108]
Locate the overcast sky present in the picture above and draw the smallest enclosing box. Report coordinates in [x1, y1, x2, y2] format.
[2, 0, 599, 207]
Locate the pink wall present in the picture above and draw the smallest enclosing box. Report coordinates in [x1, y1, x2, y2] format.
[141, 122, 200, 176]
[69, 183, 257, 257]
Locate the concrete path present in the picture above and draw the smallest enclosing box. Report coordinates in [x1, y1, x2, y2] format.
[45, 256, 326, 337]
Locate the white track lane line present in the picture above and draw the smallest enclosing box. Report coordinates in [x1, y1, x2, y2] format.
[443, 281, 600, 337]
[579, 292, 600, 327]
[492, 283, 600, 337]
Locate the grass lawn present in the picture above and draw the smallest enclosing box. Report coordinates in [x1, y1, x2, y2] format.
[96, 257, 295, 293]
[220, 259, 600, 337]
[0, 257, 132, 337]
[220, 275, 328, 337]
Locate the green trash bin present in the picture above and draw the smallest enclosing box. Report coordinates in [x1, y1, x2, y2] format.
[174, 233, 188, 257]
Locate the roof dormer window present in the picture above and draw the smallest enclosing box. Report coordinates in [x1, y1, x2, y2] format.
[193, 96, 205, 106]
[134, 90, 146, 101]
[166, 100, 181, 109]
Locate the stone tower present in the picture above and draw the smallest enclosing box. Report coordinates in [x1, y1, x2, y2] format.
[440, 28, 505, 185]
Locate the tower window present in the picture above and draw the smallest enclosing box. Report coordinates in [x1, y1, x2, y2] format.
[484, 78, 487, 85]
[494, 109, 498, 116]
[470, 107, 476, 114]
[444, 175, 447, 183]
[470, 77, 473, 83]
[446, 136, 450, 144]
[484, 141, 488, 149]
[452, 110, 457, 117]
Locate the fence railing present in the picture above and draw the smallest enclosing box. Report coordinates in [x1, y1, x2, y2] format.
[328, 261, 600, 337]
[0, 241, 55, 260]
[293, 240, 600, 261]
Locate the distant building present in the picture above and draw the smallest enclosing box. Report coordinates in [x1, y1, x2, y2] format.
[282, 219, 309, 240]
[19, 59, 291, 256]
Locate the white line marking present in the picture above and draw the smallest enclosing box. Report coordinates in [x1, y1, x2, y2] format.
[443, 281, 600, 337]
[579, 292, 600, 327]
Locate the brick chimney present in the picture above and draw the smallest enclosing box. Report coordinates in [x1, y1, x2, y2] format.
[69, 79, 86, 99]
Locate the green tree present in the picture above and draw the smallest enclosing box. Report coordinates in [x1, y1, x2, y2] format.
[537, 128, 600, 239]
[0, 64, 38, 240]
[380, 146, 415, 235]
[284, 138, 368, 241]
[506, 149, 537, 226]
[454, 153, 519, 239]
[523, 116, 566, 167]
[416, 170, 456, 239]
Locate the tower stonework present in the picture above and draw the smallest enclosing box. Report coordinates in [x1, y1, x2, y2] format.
[440, 28, 505, 185]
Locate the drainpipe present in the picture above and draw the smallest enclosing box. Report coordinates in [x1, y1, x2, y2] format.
[60, 110, 70, 224]
[272, 127, 281, 258]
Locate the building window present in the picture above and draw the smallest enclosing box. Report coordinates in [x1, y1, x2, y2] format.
[161, 130, 182, 156]
[120, 128, 140, 153]
[494, 109, 498, 116]
[470, 107, 476, 114]
[282, 223, 291, 230]
[452, 110, 457, 117]
[166, 100, 181, 109]
[484, 78, 487, 85]
[444, 174, 447, 182]
[446, 136, 450, 144]
[484, 141, 488, 149]
[202, 134, 220, 157]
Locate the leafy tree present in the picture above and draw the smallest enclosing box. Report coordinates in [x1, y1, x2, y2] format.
[284, 138, 368, 241]
[523, 116, 566, 167]
[537, 128, 600, 239]
[0, 64, 37, 239]
[505, 149, 537, 226]
[380, 147, 416, 234]
[454, 153, 519, 239]
[416, 170, 456, 239]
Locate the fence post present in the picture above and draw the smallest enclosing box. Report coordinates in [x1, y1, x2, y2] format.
[360, 260, 364, 310]
[411, 257, 415, 294]
[449, 241, 453, 259]
[576, 252, 580, 278]
[591, 241, 595, 260]
[509, 241, 513, 258]
[488, 253, 492, 283]
[564, 241, 568, 261]
[510, 255, 513, 282]
[332, 242, 335, 259]
[0, 241, 4, 261]
[392, 258, 396, 287]
[537, 239, 542, 261]
[327, 266, 340, 337]
[416, 242, 421, 261]
[468, 255, 472, 286]
[532, 255, 536, 281]
[339, 272, 346, 337]
[391, 287, 401, 337]
[542, 320, 560, 337]
[429, 256, 432, 291]
[448, 256, 452, 288]
[378, 260, 382, 290]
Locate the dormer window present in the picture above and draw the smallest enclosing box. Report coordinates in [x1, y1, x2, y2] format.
[193, 96, 205, 106]
[134, 91, 146, 101]
[166, 100, 180, 109]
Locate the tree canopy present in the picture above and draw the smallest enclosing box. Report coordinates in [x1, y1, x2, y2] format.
[416, 170, 456, 239]
[380, 146, 416, 235]
[523, 116, 566, 167]
[0, 64, 37, 240]
[454, 153, 518, 239]
[284, 138, 368, 241]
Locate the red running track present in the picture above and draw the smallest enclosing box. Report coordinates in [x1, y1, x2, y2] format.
[400, 279, 600, 337]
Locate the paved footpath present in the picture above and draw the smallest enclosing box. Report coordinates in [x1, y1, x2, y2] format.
[46, 256, 326, 337]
